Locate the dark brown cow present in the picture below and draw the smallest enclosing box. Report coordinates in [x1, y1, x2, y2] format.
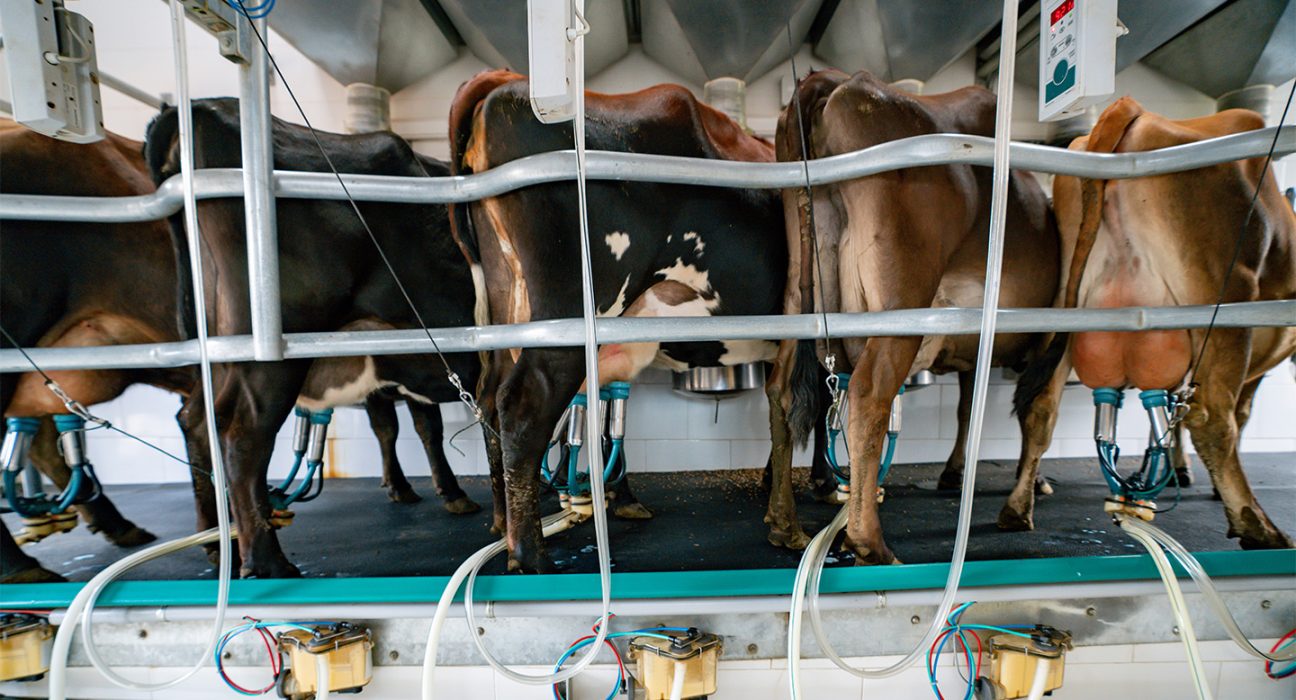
[146, 99, 482, 578]
[449, 71, 789, 572]
[1022, 97, 1295, 549]
[1, 121, 183, 582]
[769, 70, 1062, 563]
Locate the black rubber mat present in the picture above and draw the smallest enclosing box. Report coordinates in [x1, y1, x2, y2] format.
[5, 454, 1293, 581]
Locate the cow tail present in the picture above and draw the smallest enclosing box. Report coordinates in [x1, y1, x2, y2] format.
[1013, 97, 1144, 416]
[143, 104, 197, 342]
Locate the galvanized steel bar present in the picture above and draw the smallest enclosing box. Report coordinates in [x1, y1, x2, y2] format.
[237, 15, 284, 361]
[1, 127, 1291, 222]
[2, 301, 1291, 373]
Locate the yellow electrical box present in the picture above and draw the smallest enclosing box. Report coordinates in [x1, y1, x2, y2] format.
[0, 614, 53, 682]
[277, 623, 373, 699]
[985, 627, 1072, 700]
[629, 629, 722, 700]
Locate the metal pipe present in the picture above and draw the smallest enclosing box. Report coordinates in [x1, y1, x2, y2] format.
[2, 127, 1292, 223]
[1, 300, 1292, 373]
[96, 72, 164, 110]
[46, 574, 1294, 625]
[237, 14, 283, 361]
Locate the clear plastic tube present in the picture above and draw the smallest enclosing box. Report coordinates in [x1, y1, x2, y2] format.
[47, 3, 235, 697]
[421, 511, 581, 697]
[787, 0, 1021, 693]
[1118, 517, 1212, 699]
[1123, 517, 1296, 662]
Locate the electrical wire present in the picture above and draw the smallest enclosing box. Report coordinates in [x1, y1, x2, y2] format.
[1265, 630, 1296, 680]
[47, 4, 236, 697]
[786, 1, 1022, 693]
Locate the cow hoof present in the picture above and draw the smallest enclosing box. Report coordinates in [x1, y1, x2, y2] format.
[767, 527, 811, 551]
[1174, 468, 1194, 487]
[1035, 477, 1054, 496]
[444, 496, 481, 515]
[997, 506, 1034, 532]
[387, 486, 423, 504]
[844, 540, 897, 566]
[937, 470, 963, 491]
[240, 560, 302, 579]
[104, 525, 158, 548]
[1, 566, 66, 584]
[810, 481, 841, 504]
[613, 502, 654, 520]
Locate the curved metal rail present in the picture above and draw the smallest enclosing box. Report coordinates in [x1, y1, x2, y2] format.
[2, 301, 1292, 373]
[1, 127, 1292, 222]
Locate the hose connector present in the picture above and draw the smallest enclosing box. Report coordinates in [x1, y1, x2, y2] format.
[306, 408, 333, 466]
[1092, 388, 1122, 444]
[53, 414, 88, 469]
[566, 394, 587, 448]
[1, 417, 40, 473]
[291, 406, 311, 455]
[606, 381, 630, 440]
[1140, 389, 1172, 449]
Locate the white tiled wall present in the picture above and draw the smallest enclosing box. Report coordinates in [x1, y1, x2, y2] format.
[7, 640, 1290, 699]
[2, 2, 1294, 484]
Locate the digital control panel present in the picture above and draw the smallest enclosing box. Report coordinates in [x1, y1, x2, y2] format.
[1039, 0, 1122, 122]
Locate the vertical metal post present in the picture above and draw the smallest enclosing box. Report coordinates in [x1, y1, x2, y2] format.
[238, 14, 283, 360]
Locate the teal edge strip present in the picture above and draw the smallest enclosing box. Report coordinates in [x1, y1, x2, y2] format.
[3, 550, 1292, 610]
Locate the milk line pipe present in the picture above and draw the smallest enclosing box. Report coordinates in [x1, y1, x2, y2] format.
[41, 574, 1295, 626]
[1, 300, 1292, 373]
[236, 11, 283, 361]
[1, 127, 1292, 223]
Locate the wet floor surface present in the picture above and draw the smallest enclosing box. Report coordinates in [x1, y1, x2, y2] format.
[6, 454, 1293, 581]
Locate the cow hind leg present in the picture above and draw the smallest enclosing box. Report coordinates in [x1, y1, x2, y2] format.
[938, 371, 975, 490]
[763, 339, 809, 549]
[480, 352, 509, 535]
[606, 441, 652, 520]
[408, 400, 480, 514]
[498, 348, 585, 574]
[1169, 424, 1193, 487]
[177, 391, 239, 573]
[365, 395, 421, 504]
[999, 352, 1069, 531]
[26, 417, 157, 547]
[1185, 333, 1292, 549]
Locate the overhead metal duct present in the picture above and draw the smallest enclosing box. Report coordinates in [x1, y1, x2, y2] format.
[265, 0, 457, 93]
[1143, 0, 1295, 99]
[816, 0, 1001, 82]
[979, 1, 1232, 88]
[434, 0, 629, 76]
[640, 0, 825, 85]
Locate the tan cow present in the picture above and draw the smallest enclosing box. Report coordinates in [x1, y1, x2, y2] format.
[1021, 96, 1296, 549]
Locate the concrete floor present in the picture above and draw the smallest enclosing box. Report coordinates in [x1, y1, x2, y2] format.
[5, 453, 1293, 580]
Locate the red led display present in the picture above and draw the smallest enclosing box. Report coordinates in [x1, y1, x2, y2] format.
[1051, 0, 1075, 26]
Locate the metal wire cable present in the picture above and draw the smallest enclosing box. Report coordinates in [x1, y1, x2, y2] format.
[230, 0, 492, 435]
[1184, 79, 1296, 389]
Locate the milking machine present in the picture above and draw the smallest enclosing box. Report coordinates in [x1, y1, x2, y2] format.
[823, 374, 902, 504]
[1, 414, 104, 543]
[267, 406, 334, 524]
[541, 382, 631, 514]
[1091, 387, 1186, 520]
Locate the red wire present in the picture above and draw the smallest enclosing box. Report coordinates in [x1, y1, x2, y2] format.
[1265, 627, 1296, 680]
[550, 633, 628, 700]
[256, 627, 280, 676]
[0, 609, 53, 615]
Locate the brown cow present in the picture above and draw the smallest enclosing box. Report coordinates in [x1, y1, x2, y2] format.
[1021, 97, 1295, 549]
[769, 70, 1063, 563]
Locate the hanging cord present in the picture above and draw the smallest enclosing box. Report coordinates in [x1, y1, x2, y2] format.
[1180, 80, 1295, 399]
[228, 0, 495, 440]
[0, 325, 203, 476]
[783, 22, 842, 412]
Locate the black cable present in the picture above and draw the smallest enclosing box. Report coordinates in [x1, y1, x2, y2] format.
[784, 23, 835, 363]
[1183, 80, 1295, 389]
[0, 323, 194, 470]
